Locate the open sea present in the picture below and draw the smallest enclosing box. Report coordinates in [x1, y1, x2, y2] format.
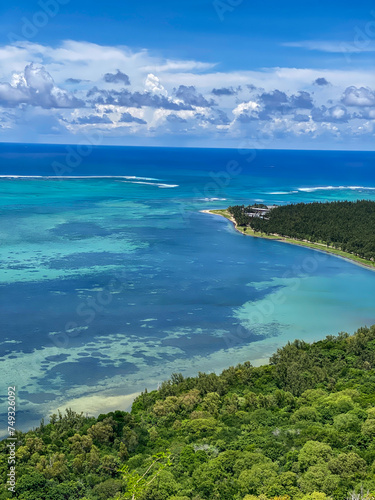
[0, 143, 375, 433]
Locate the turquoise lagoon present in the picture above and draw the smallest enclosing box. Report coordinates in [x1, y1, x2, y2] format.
[0, 144, 374, 432]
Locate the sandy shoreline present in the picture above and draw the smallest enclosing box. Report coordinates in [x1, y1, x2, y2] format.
[202, 209, 375, 273]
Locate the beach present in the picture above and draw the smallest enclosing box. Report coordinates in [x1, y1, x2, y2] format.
[202, 208, 375, 272]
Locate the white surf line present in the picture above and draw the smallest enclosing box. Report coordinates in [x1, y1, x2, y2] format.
[298, 185, 375, 192]
[0, 175, 160, 180]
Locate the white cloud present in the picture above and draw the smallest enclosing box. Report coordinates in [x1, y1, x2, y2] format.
[282, 40, 375, 53]
[159, 67, 375, 97]
[0, 41, 215, 90]
[342, 86, 375, 107]
[0, 63, 84, 108]
[144, 73, 168, 95]
[232, 101, 259, 116]
[142, 59, 215, 72]
[0, 40, 373, 147]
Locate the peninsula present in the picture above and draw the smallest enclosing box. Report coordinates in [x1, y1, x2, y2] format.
[204, 200, 375, 270]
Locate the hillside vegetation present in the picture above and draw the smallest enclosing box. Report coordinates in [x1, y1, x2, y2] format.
[228, 201, 375, 261]
[2, 325, 375, 500]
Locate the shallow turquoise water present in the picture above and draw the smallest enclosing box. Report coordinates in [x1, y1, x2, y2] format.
[0, 145, 374, 432]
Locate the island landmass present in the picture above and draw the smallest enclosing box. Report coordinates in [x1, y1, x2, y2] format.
[203, 200, 375, 271]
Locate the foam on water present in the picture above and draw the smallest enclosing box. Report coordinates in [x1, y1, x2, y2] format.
[298, 185, 375, 192]
[121, 181, 179, 188]
[199, 197, 228, 201]
[267, 191, 298, 195]
[0, 175, 160, 181]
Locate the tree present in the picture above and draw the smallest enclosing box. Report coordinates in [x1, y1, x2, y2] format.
[238, 462, 279, 496]
[328, 452, 367, 479]
[361, 418, 375, 438]
[298, 465, 340, 495]
[119, 451, 172, 499]
[68, 433, 93, 455]
[87, 420, 114, 444]
[298, 441, 333, 470]
[92, 478, 123, 500]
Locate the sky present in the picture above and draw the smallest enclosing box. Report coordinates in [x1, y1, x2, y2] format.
[0, 0, 374, 149]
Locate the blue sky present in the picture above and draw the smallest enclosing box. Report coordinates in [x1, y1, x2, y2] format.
[0, 0, 374, 148]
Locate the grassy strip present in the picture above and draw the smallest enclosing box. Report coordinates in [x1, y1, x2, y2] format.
[206, 209, 375, 270]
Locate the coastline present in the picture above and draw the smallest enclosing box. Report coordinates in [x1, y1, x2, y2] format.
[202, 209, 375, 272]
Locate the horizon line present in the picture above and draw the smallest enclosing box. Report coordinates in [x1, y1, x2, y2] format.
[0, 141, 374, 154]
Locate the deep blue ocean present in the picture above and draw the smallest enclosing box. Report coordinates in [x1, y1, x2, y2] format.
[0, 143, 374, 432]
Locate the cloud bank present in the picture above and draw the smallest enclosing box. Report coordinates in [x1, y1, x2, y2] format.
[0, 40, 374, 149]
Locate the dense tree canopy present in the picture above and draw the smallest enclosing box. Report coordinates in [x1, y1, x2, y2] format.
[228, 201, 375, 261]
[2, 325, 375, 499]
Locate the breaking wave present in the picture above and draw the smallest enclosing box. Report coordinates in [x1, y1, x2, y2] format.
[297, 185, 375, 192]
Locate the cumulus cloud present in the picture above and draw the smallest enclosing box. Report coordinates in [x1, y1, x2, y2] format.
[342, 86, 375, 107]
[87, 87, 194, 110]
[233, 100, 259, 115]
[166, 114, 187, 123]
[73, 114, 112, 125]
[354, 108, 375, 120]
[258, 90, 313, 115]
[103, 70, 131, 85]
[211, 87, 237, 96]
[0, 64, 85, 109]
[311, 105, 350, 123]
[119, 112, 147, 124]
[314, 77, 330, 86]
[66, 78, 88, 84]
[145, 74, 167, 95]
[211, 109, 230, 125]
[195, 109, 230, 125]
[174, 85, 216, 107]
[258, 90, 292, 118]
[0, 40, 373, 146]
[232, 100, 260, 122]
[290, 91, 314, 109]
[259, 90, 288, 108]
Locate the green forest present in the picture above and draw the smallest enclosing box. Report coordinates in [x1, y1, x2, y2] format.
[2, 325, 375, 500]
[227, 201, 375, 261]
